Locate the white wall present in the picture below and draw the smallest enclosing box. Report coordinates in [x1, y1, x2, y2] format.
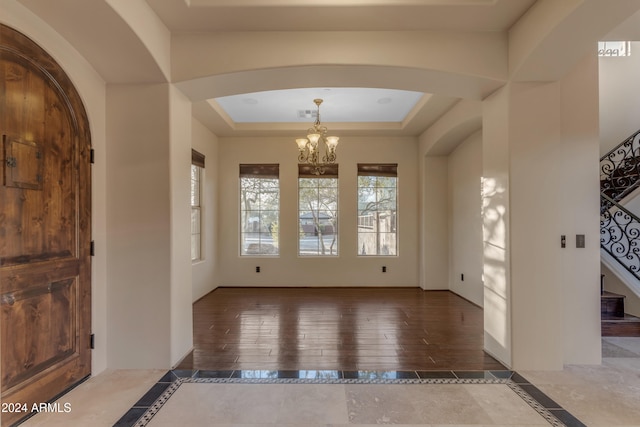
[1, 0, 109, 375]
[217, 136, 419, 287]
[420, 156, 449, 290]
[481, 86, 512, 368]
[106, 84, 172, 368]
[106, 84, 194, 369]
[448, 131, 484, 307]
[105, 0, 171, 81]
[599, 41, 640, 156]
[169, 85, 194, 365]
[173, 31, 507, 102]
[558, 54, 601, 366]
[418, 99, 482, 292]
[191, 119, 219, 301]
[482, 53, 601, 370]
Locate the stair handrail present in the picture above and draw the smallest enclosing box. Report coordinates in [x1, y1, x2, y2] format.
[601, 193, 640, 221]
[600, 129, 640, 161]
[600, 129, 640, 202]
[601, 193, 640, 281]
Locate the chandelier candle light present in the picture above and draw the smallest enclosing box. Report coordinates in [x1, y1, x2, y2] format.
[295, 99, 339, 175]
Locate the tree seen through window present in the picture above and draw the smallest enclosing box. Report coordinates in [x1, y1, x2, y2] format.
[298, 164, 338, 256]
[240, 164, 279, 255]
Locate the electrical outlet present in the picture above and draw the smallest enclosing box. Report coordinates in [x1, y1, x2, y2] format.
[256, 266, 260, 273]
[461, 273, 464, 281]
[382, 266, 387, 273]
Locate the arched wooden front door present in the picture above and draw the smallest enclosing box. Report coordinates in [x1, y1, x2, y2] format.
[0, 25, 92, 426]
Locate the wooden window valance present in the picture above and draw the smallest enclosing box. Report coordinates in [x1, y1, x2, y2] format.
[298, 164, 339, 178]
[357, 163, 397, 177]
[239, 164, 279, 179]
[192, 149, 205, 168]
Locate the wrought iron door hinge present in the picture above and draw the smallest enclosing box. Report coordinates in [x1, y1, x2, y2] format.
[90, 334, 95, 349]
[90, 149, 95, 164]
[90, 241, 95, 256]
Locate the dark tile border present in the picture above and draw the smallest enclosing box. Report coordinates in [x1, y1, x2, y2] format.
[506, 372, 587, 427]
[113, 369, 586, 427]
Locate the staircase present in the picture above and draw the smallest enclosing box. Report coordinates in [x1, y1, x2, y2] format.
[600, 130, 640, 336]
[601, 290, 640, 336]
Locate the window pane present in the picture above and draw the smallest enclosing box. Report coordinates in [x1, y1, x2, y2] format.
[259, 211, 278, 234]
[191, 233, 201, 260]
[299, 187, 319, 211]
[241, 232, 261, 255]
[258, 232, 277, 255]
[191, 165, 200, 206]
[191, 207, 201, 234]
[240, 211, 256, 233]
[382, 233, 397, 255]
[258, 181, 279, 209]
[299, 178, 317, 188]
[358, 232, 376, 255]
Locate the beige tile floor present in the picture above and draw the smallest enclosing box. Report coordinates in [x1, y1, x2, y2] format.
[145, 383, 549, 426]
[520, 337, 640, 427]
[20, 369, 166, 427]
[21, 337, 640, 427]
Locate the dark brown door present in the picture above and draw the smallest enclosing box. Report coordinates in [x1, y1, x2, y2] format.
[0, 25, 91, 426]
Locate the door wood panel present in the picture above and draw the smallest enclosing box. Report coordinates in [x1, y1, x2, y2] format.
[0, 25, 91, 426]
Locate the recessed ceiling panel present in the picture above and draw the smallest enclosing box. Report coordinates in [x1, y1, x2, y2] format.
[188, 0, 496, 6]
[215, 88, 424, 123]
[149, 0, 536, 32]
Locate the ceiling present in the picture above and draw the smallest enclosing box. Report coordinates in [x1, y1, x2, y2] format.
[18, 0, 640, 138]
[18, 0, 541, 137]
[145, 0, 537, 32]
[214, 88, 425, 124]
[144, 0, 536, 136]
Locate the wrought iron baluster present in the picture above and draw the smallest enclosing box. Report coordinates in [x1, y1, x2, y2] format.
[600, 194, 640, 281]
[601, 130, 640, 202]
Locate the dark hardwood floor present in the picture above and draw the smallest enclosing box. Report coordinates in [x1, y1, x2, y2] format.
[176, 287, 506, 372]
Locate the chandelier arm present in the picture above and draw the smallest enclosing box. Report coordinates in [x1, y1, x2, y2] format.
[322, 152, 336, 164]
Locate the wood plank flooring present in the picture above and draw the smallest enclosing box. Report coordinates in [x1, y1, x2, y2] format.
[176, 287, 506, 371]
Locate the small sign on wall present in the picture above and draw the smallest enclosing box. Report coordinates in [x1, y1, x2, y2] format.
[3, 135, 43, 190]
[598, 41, 631, 57]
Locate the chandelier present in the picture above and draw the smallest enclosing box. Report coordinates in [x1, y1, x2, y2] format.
[295, 99, 339, 175]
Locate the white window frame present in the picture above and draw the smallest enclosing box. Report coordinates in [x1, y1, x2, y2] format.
[240, 164, 280, 256]
[298, 164, 339, 257]
[357, 163, 398, 257]
[191, 150, 205, 262]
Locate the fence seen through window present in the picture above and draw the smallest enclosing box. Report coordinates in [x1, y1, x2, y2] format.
[357, 163, 397, 256]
